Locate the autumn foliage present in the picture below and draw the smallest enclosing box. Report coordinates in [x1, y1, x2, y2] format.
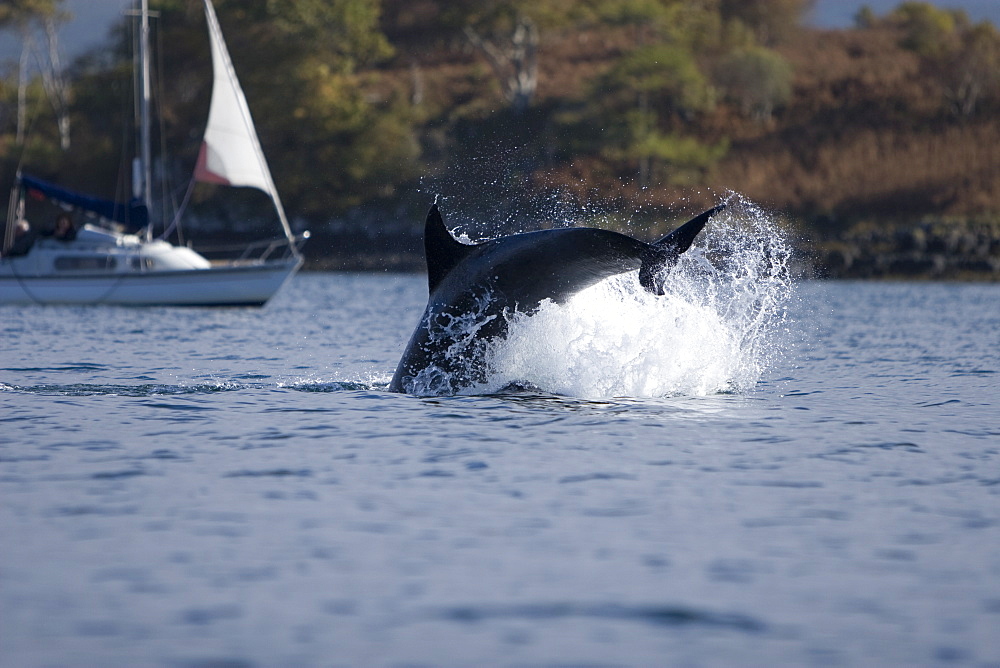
[2, 0, 998, 244]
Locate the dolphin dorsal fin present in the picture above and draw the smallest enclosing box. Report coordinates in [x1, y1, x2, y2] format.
[653, 202, 726, 256]
[639, 203, 726, 294]
[425, 203, 476, 293]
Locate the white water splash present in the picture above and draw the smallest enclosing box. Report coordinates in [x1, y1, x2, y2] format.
[483, 195, 795, 399]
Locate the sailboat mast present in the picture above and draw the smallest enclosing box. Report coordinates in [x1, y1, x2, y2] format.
[139, 0, 153, 239]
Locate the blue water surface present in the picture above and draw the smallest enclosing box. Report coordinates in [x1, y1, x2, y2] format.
[1, 274, 998, 667]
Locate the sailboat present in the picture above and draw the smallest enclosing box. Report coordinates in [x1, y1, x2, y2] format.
[0, 0, 307, 306]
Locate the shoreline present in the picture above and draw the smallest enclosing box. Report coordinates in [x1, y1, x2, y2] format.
[298, 222, 1000, 281]
[812, 219, 1000, 280]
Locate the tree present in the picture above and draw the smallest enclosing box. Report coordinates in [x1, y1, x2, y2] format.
[719, 0, 813, 46]
[463, 13, 538, 113]
[942, 22, 1000, 118]
[584, 43, 722, 186]
[714, 46, 794, 121]
[556, 1, 725, 186]
[854, 5, 877, 29]
[603, 43, 714, 119]
[440, 0, 588, 113]
[888, 3, 1000, 118]
[0, 0, 70, 149]
[889, 2, 962, 57]
[0, 0, 62, 27]
[581, 0, 721, 50]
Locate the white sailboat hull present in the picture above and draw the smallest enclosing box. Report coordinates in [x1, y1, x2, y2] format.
[0, 257, 301, 306]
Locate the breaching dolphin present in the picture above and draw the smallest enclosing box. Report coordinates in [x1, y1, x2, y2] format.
[389, 201, 727, 394]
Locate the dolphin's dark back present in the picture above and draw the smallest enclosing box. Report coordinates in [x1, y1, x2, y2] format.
[448, 227, 647, 308]
[389, 202, 724, 393]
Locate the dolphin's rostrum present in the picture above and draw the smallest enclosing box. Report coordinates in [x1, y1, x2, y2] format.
[389, 201, 727, 394]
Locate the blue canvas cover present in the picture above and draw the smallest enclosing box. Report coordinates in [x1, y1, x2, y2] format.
[20, 173, 149, 230]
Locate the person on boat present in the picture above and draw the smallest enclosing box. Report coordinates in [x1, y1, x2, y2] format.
[5, 219, 36, 256]
[51, 212, 77, 242]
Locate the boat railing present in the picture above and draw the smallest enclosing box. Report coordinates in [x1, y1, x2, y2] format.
[193, 232, 309, 264]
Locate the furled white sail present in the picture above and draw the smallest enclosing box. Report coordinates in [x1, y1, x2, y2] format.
[194, 0, 293, 240]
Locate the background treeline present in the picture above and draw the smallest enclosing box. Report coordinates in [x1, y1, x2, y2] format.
[2, 0, 999, 275]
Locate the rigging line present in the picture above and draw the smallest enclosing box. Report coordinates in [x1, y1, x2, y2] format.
[93, 264, 130, 305]
[3, 178, 20, 255]
[114, 18, 135, 213]
[2, 180, 34, 300]
[7, 259, 45, 306]
[153, 10, 180, 235]
[159, 177, 196, 243]
[117, 68, 132, 211]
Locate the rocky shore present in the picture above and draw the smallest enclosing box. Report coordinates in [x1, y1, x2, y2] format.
[300, 216, 1000, 281]
[815, 220, 1000, 280]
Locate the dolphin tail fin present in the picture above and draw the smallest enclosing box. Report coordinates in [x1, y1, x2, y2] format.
[425, 202, 476, 293]
[638, 203, 726, 295]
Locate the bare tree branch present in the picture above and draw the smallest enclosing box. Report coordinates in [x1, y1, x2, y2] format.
[464, 13, 538, 113]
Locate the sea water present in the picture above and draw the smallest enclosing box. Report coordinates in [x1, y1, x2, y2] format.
[1, 218, 998, 665]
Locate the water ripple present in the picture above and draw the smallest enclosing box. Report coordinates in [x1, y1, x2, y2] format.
[429, 602, 767, 632]
[1, 382, 246, 397]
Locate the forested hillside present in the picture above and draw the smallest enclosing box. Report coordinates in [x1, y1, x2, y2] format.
[2, 0, 999, 276]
